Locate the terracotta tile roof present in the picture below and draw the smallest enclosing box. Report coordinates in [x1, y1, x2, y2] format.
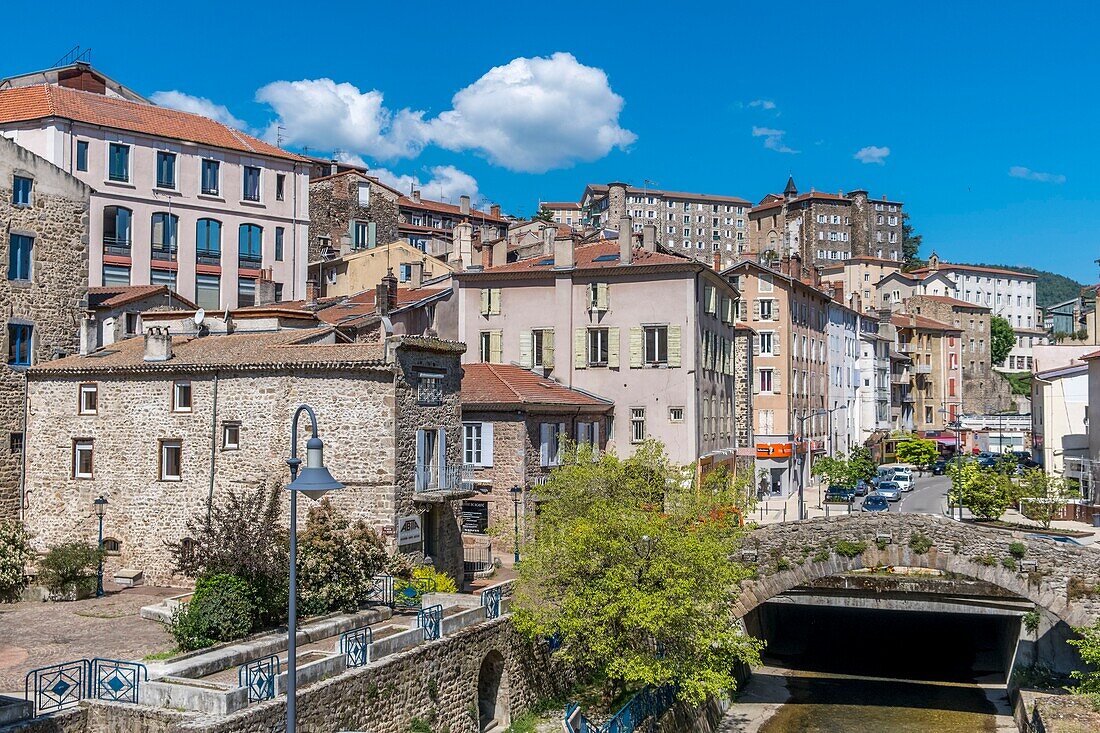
[541, 201, 581, 209]
[87, 285, 197, 310]
[911, 295, 991, 311]
[891, 314, 962, 332]
[398, 196, 508, 223]
[585, 183, 750, 206]
[474, 239, 689, 274]
[461, 363, 611, 408]
[907, 262, 1038, 280]
[30, 328, 389, 373]
[0, 84, 305, 162]
[751, 190, 852, 213]
[1080, 348, 1100, 360]
[246, 287, 450, 329]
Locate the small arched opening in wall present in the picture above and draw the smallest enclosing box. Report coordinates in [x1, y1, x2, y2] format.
[476, 649, 509, 732]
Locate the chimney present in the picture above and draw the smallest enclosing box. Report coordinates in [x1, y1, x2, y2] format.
[460, 195, 471, 216]
[306, 279, 319, 305]
[619, 215, 633, 265]
[493, 238, 508, 267]
[79, 315, 97, 355]
[554, 233, 574, 269]
[490, 204, 501, 219]
[481, 241, 493, 270]
[642, 224, 657, 252]
[454, 221, 475, 270]
[542, 225, 555, 255]
[255, 269, 276, 306]
[712, 252, 722, 272]
[376, 269, 398, 316]
[408, 261, 424, 289]
[340, 233, 353, 256]
[411, 189, 421, 203]
[144, 327, 173, 362]
[329, 160, 338, 176]
[832, 281, 845, 302]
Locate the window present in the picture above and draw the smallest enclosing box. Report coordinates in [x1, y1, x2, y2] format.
[479, 331, 502, 363]
[73, 439, 94, 479]
[13, 175, 32, 206]
[417, 372, 444, 406]
[275, 227, 284, 261]
[10, 432, 23, 455]
[275, 174, 285, 201]
[669, 406, 684, 423]
[479, 288, 501, 315]
[463, 421, 494, 466]
[156, 151, 176, 189]
[759, 332, 774, 355]
[7, 324, 32, 366]
[238, 278, 256, 306]
[102, 264, 130, 285]
[159, 440, 182, 481]
[540, 422, 566, 466]
[643, 325, 668, 365]
[76, 140, 89, 172]
[588, 328, 609, 366]
[196, 219, 221, 263]
[201, 159, 220, 195]
[8, 234, 32, 281]
[222, 422, 240, 450]
[759, 368, 774, 393]
[588, 282, 609, 311]
[759, 299, 774, 320]
[102, 538, 121, 555]
[357, 182, 370, 206]
[630, 408, 646, 443]
[353, 220, 376, 249]
[172, 380, 192, 412]
[151, 212, 178, 258]
[238, 224, 263, 266]
[243, 166, 261, 201]
[103, 206, 132, 251]
[196, 274, 220, 310]
[530, 328, 554, 369]
[79, 383, 98, 415]
[758, 409, 775, 434]
[108, 143, 129, 182]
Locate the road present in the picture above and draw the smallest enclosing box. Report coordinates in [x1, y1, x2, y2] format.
[897, 472, 951, 515]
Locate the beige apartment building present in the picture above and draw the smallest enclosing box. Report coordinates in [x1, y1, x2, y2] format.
[722, 257, 831, 498]
[819, 256, 903, 313]
[0, 63, 310, 310]
[892, 313, 963, 432]
[538, 201, 582, 228]
[309, 239, 456, 299]
[455, 219, 751, 469]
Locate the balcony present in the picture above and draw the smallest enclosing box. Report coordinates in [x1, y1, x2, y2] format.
[103, 236, 132, 257]
[897, 343, 913, 353]
[915, 364, 933, 375]
[151, 245, 177, 262]
[890, 374, 909, 386]
[902, 393, 916, 403]
[238, 254, 263, 269]
[414, 464, 476, 501]
[196, 250, 222, 267]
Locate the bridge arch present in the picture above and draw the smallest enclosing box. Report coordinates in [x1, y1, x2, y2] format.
[735, 514, 1099, 627]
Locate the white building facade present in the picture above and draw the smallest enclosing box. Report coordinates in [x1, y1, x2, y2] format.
[826, 300, 861, 455]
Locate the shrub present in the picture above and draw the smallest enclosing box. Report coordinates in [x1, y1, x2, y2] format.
[908, 533, 933, 555]
[38, 542, 103, 600]
[1067, 577, 1100, 602]
[811, 548, 831, 563]
[775, 558, 791, 571]
[1068, 620, 1100, 697]
[1002, 557, 1017, 571]
[297, 499, 387, 615]
[875, 537, 889, 551]
[977, 554, 997, 567]
[1022, 609, 1041, 634]
[171, 574, 255, 651]
[1008, 541, 1027, 560]
[834, 540, 868, 558]
[0, 520, 34, 602]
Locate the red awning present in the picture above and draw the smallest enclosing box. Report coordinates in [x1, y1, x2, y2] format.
[932, 436, 960, 445]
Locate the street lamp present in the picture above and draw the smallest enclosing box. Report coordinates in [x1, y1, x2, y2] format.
[796, 410, 828, 520]
[285, 404, 344, 733]
[939, 406, 963, 522]
[509, 485, 523, 565]
[93, 496, 108, 597]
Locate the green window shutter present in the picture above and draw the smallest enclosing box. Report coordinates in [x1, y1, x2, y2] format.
[367, 221, 377, 248]
[597, 282, 609, 311]
[668, 325, 681, 367]
[608, 328, 620, 368]
[490, 331, 503, 363]
[480, 289, 490, 315]
[574, 329, 587, 369]
[519, 331, 533, 368]
[544, 330, 555, 369]
[629, 326, 643, 368]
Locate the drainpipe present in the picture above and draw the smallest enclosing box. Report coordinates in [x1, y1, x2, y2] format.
[206, 372, 220, 524]
[292, 163, 301, 300]
[18, 377, 28, 521]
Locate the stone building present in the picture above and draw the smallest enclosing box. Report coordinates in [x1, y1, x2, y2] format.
[1, 134, 89, 518]
[307, 169, 401, 263]
[22, 314, 470, 585]
[747, 178, 905, 267]
[891, 313, 963, 432]
[399, 191, 508, 261]
[723, 256, 832, 498]
[0, 62, 311, 309]
[580, 182, 753, 269]
[459, 363, 613, 554]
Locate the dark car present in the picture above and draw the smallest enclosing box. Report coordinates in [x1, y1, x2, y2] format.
[931, 460, 947, 476]
[861, 494, 890, 512]
[825, 485, 856, 503]
[977, 456, 997, 469]
[854, 479, 871, 496]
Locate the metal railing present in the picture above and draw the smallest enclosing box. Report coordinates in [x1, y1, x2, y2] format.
[339, 625, 373, 668]
[481, 586, 502, 620]
[150, 245, 176, 262]
[914, 364, 933, 375]
[418, 604, 443, 640]
[366, 574, 395, 606]
[958, 413, 1032, 432]
[564, 685, 676, 733]
[238, 254, 263, 268]
[394, 574, 437, 609]
[24, 658, 147, 717]
[196, 250, 222, 266]
[103, 237, 132, 256]
[415, 464, 474, 493]
[238, 654, 279, 703]
[463, 544, 494, 581]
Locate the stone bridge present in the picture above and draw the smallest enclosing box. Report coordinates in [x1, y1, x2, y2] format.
[734, 513, 1100, 627]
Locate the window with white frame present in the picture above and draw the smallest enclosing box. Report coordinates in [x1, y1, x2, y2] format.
[172, 380, 192, 412]
[159, 440, 182, 481]
[669, 406, 684, 423]
[759, 331, 774, 355]
[79, 383, 98, 415]
[759, 368, 774, 393]
[588, 328, 609, 366]
[463, 421, 494, 466]
[73, 439, 94, 479]
[540, 422, 565, 466]
[759, 299, 775, 320]
[643, 325, 668, 365]
[630, 408, 646, 443]
[222, 422, 241, 450]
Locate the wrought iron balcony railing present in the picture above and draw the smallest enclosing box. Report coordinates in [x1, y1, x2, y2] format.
[103, 237, 132, 256]
[414, 463, 474, 494]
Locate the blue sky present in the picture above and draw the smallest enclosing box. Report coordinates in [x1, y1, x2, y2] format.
[4, 1, 1097, 281]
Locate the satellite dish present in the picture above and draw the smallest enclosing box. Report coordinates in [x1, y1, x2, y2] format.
[193, 308, 206, 326]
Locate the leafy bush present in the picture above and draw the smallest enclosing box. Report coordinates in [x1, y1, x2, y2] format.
[977, 554, 997, 566]
[38, 542, 103, 600]
[1008, 542, 1028, 560]
[1002, 557, 1017, 571]
[811, 548, 831, 563]
[1068, 619, 1100, 696]
[0, 520, 34, 602]
[834, 540, 867, 558]
[1022, 610, 1041, 634]
[775, 558, 791, 571]
[171, 574, 255, 651]
[908, 533, 933, 555]
[298, 499, 387, 616]
[875, 537, 889, 551]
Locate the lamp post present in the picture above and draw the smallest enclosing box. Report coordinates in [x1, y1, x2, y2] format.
[93, 496, 108, 597]
[285, 404, 344, 733]
[796, 410, 828, 520]
[939, 406, 964, 522]
[509, 485, 523, 565]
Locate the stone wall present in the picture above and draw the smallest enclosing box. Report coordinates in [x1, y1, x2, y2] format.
[0, 137, 90, 518]
[308, 175, 399, 262]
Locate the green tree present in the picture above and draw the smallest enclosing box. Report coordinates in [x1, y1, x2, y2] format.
[533, 206, 555, 223]
[896, 439, 939, 469]
[512, 441, 763, 705]
[950, 462, 1012, 520]
[1068, 619, 1100, 697]
[990, 316, 1015, 366]
[847, 447, 877, 483]
[298, 498, 388, 615]
[0, 520, 34, 602]
[901, 214, 924, 270]
[1017, 469, 1078, 529]
[812, 455, 852, 487]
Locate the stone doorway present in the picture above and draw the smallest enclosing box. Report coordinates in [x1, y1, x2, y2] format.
[476, 650, 509, 732]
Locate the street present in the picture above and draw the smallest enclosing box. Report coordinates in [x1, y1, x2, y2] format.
[897, 472, 952, 515]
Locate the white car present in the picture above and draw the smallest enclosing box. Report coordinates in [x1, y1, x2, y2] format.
[892, 469, 914, 492]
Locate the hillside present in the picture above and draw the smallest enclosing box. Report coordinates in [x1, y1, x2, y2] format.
[960, 263, 1085, 308]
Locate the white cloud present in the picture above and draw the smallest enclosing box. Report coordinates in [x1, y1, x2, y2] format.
[748, 99, 776, 110]
[752, 126, 798, 154]
[372, 165, 482, 207]
[854, 145, 890, 165]
[150, 90, 248, 130]
[1009, 166, 1065, 184]
[254, 53, 634, 173]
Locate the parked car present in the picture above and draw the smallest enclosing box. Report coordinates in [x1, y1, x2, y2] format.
[825, 485, 857, 503]
[876, 482, 902, 502]
[1025, 533, 1086, 547]
[861, 494, 890, 512]
[977, 455, 997, 469]
[931, 460, 947, 476]
[892, 469, 914, 492]
[854, 479, 871, 496]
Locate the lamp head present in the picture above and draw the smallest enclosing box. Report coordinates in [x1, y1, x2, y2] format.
[93, 495, 108, 518]
[287, 436, 344, 500]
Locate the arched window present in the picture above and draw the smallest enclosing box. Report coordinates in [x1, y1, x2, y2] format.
[102, 538, 121, 555]
[151, 212, 179, 260]
[180, 537, 197, 564]
[196, 219, 222, 264]
[238, 224, 262, 266]
[103, 206, 132, 253]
